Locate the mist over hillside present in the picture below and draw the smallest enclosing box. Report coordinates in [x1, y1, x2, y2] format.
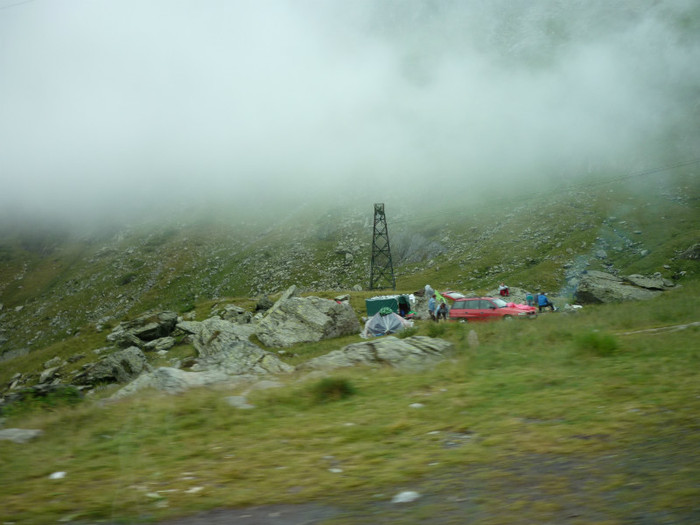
[1, 0, 699, 225]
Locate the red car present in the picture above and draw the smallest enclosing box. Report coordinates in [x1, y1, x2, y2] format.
[449, 297, 537, 321]
[442, 291, 467, 301]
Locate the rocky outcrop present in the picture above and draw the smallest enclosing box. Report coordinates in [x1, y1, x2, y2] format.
[211, 304, 253, 324]
[255, 286, 360, 347]
[73, 347, 150, 385]
[677, 243, 700, 260]
[176, 317, 293, 375]
[111, 367, 255, 398]
[297, 336, 454, 372]
[177, 317, 256, 358]
[574, 271, 668, 304]
[106, 311, 178, 348]
[623, 274, 675, 290]
[111, 319, 293, 398]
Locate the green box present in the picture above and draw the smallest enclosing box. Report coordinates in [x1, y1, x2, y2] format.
[365, 296, 399, 316]
[365, 295, 412, 316]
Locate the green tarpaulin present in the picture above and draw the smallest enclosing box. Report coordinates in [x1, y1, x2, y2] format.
[365, 295, 410, 316]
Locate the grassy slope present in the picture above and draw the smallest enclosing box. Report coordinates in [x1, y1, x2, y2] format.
[0, 281, 699, 523]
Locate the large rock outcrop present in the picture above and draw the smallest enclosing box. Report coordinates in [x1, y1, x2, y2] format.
[112, 316, 293, 398]
[574, 271, 672, 304]
[297, 336, 454, 372]
[111, 367, 255, 398]
[74, 347, 150, 385]
[255, 286, 360, 347]
[177, 317, 256, 358]
[176, 317, 293, 375]
[106, 311, 178, 348]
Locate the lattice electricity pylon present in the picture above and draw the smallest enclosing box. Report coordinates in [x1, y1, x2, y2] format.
[369, 203, 396, 290]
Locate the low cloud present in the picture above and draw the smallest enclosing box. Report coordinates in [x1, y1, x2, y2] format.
[1, 0, 698, 222]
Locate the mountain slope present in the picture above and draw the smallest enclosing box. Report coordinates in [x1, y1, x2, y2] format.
[0, 169, 698, 356]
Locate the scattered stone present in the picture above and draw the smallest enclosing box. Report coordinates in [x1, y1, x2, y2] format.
[225, 395, 255, 409]
[143, 337, 176, 352]
[245, 380, 284, 393]
[678, 243, 700, 260]
[0, 428, 43, 443]
[43, 356, 63, 369]
[215, 304, 253, 324]
[392, 491, 421, 504]
[39, 366, 60, 384]
[255, 295, 274, 313]
[49, 471, 66, 479]
[0, 347, 29, 363]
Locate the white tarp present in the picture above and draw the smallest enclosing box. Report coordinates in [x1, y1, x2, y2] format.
[361, 311, 413, 338]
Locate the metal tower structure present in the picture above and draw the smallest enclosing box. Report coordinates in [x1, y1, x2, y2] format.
[369, 203, 396, 290]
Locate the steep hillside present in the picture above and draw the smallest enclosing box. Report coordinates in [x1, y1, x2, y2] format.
[0, 170, 698, 356]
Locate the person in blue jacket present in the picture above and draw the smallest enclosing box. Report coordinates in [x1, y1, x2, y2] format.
[538, 292, 555, 312]
[428, 294, 437, 321]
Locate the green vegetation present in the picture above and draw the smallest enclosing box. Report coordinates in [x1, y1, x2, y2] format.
[0, 386, 83, 419]
[1, 283, 698, 523]
[309, 377, 357, 404]
[574, 330, 619, 357]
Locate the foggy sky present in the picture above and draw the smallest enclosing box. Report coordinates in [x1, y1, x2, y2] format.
[1, 0, 699, 221]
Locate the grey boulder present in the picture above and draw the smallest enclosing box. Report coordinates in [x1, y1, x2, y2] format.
[574, 271, 661, 304]
[297, 335, 453, 372]
[74, 347, 150, 385]
[255, 286, 360, 348]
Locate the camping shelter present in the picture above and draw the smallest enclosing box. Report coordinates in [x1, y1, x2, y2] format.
[362, 308, 413, 337]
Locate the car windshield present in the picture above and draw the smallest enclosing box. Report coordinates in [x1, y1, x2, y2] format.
[491, 298, 508, 308]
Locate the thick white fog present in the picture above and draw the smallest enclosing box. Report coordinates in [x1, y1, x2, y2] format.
[1, 0, 699, 221]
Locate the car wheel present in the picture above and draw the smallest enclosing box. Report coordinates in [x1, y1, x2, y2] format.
[503, 315, 513, 321]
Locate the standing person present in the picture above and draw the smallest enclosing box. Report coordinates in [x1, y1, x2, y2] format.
[538, 292, 555, 312]
[436, 301, 449, 321]
[526, 291, 534, 307]
[498, 282, 510, 297]
[428, 294, 437, 321]
[398, 295, 410, 317]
